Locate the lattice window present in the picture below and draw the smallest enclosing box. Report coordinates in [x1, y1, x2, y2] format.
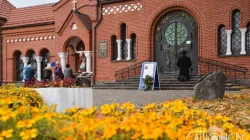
[27, 50, 37, 78]
[246, 24, 250, 54]
[41, 49, 50, 79]
[121, 23, 127, 59]
[218, 25, 227, 55]
[111, 35, 118, 60]
[15, 52, 23, 81]
[131, 33, 136, 59]
[231, 10, 241, 55]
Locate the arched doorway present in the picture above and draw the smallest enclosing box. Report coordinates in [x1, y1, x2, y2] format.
[64, 37, 85, 72]
[26, 50, 37, 78]
[13, 51, 23, 81]
[155, 10, 198, 74]
[40, 49, 50, 79]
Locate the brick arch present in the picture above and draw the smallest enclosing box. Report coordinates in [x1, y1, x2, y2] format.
[148, 3, 205, 60]
[25, 49, 36, 57]
[39, 48, 50, 56]
[63, 36, 84, 52]
[13, 50, 23, 58]
[243, 19, 250, 28]
[63, 36, 86, 72]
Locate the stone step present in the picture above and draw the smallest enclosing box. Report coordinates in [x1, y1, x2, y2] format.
[104, 81, 235, 85]
[122, 79, 200, 82]
[96, 84, 237, 88]
[93, 86, 241, 91]
[126, 77, 202, 80]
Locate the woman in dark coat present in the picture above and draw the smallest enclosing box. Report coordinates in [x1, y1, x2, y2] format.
[177, 50, 192, 81]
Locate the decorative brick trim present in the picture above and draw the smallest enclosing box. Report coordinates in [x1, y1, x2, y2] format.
[102, 2, 143, 15]
[6, 35, 56, 43]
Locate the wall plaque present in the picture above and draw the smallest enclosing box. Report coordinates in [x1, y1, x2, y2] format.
[98, 40, 108, 58]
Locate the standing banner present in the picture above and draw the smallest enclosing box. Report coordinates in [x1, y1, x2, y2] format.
[139, 62, 160, 90]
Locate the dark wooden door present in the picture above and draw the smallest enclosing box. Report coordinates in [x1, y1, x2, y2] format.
[155, 11, 198, 74]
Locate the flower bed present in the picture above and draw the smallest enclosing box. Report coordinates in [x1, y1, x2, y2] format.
[24, 77, 78, 88]
[181, 92, 250, 129]
[0, 85, 249, 140]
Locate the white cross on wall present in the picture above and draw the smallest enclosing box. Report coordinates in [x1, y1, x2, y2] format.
[72, 0, 78, 10]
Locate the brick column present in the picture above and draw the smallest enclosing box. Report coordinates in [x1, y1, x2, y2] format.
[116, 40, 122, 60]
[240, 28, 247, 55]
[126, 39, 132, 60]
[225, 30, 232, 55]
[35, 56, 43, 81]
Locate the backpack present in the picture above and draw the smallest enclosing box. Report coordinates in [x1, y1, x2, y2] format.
[44, 69, 51, 78]
[54, 66, 62, 75]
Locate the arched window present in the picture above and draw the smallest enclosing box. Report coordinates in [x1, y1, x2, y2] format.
[121, 23, 127, 59]
[40, 49, 50, 79]
[246, 23, 250, 54]
[218, 25, 227, 55]
[14, 51, 23, 81]
[131, 33, 137, 59]
[111, 35, 117, 60]
[231, 10, 241, 55]
[26, 50, 37, 78]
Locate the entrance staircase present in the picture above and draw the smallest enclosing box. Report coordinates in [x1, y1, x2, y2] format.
[93, 74, 241, 91]
[94, 57, 248, 91]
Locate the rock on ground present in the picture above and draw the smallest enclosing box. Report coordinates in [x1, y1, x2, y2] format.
[194, 72, 227, 100]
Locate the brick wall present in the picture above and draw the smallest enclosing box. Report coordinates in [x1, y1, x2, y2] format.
[95, 0, 250, 81]
[2, 0, 250, 82]
[2, 24, 56, 82]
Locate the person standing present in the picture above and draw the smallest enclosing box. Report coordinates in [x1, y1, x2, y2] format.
[22, 66, 28, 82]
[25, 64, 35, 81]
[177, 50, 192, 82]
[64, 64, 73, 78]
[54, 61, 64, 80]
[43, 63, 52, 81]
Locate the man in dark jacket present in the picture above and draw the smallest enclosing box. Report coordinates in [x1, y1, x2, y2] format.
[177, 50, 192, 82]
[43, 64, 52, 81]
[25, 64, 35, 81]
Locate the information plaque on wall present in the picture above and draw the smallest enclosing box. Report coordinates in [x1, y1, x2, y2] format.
[98, 40, 108, 58]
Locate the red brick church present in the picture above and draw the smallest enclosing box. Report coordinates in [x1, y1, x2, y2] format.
[0, 0, 250, 85]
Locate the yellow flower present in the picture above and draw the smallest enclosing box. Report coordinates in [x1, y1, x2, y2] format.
[16, 119, 35, 128]
[102, 125, 117, 139]
[20, 129, 38, 140]
[101, 104, 112, 115]
[2, 129, 14, 138]
[0, 111, 16, 122]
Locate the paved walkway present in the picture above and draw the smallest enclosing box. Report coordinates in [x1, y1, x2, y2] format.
[92, 89, 247, 107]
[93, 89, 194, 107]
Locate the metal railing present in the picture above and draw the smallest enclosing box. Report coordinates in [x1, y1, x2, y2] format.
[115, 59, 150, 81]
[199, 57, 248, 85]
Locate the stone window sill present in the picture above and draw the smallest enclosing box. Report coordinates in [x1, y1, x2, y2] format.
[111, 59, 136, 62]
[218, 54, 250, 57]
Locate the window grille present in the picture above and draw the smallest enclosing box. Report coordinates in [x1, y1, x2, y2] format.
[218, 25, 227, 55]
[231, 10, 241, 55]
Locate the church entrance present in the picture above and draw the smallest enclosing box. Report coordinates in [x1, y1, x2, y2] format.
[155, 10, 198, 75]
[64, 37, 85, 73]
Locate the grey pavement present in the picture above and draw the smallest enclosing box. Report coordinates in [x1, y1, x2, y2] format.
[93, 89, 194, 107]
[92, 89, 247, 107]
